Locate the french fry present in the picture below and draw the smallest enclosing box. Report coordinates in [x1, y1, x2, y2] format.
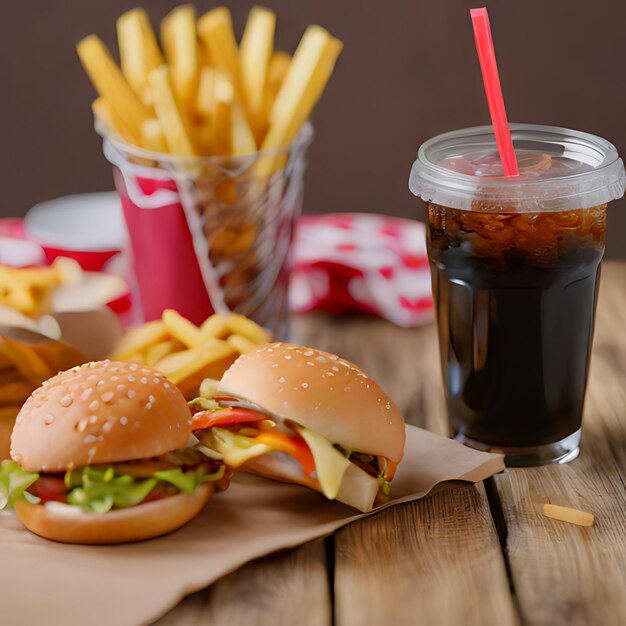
[145, 340, 179, 367]
[262, 51, 292, 131]
[196, 66, 216, 120]
[231, 103, 257, 154]
[209, 73, 233, 155]
[141, 117, 168, 152]
[92, 97, 142, 146]
[159, 339, 235, 384]
[149, 65, 197, 156]
[240, 7, 276, 135]
[200, 314, 229, 338]
[77, 35, 151, 140]
[111, 320, 168, 360]
[225, 314, 270, 344]
[197, 7, 242, 94]
[543, 504, 595, 527]
[226, 334, 259, 355]
[117, 8, 164, 106]
[258, 26, 342, 175]
[0, 337, 52, 386]
[160, 5, 199, 119]
[267, 51, 292, 96]
[162, 309, 205, 348]
[0, 381, 33, 405]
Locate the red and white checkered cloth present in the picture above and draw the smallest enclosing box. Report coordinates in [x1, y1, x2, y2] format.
[290, 213, 433, 327]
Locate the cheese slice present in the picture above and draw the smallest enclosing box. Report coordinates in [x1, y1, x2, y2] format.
[209, 427, 272, 468]
[297, 426, 351, 500]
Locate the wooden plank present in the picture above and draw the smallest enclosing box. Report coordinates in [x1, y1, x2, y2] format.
[493, 262, 626, 626]
[155, 540, 330, 625]
[334, 484, 518, 626]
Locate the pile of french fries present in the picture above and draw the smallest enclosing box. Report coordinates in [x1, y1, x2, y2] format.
[0, 332, 84, 460]
[0, 259, 126, 339]
[111, 309, 269, 398]
[0, 265, 63, 318]
[78, 5, 342, 175]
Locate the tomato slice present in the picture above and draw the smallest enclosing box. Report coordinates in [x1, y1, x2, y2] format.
[191, 408, 268, 430]
[29, 476, 67, 504]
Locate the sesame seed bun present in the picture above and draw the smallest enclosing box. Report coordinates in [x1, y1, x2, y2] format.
[218, 343, 405, 463]
[13, 483, 213, 544]
[11, 361, 192, 473]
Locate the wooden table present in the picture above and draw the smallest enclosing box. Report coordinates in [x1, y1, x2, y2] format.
[158, 261, 626, 626]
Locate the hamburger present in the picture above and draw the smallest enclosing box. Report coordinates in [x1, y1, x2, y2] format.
[0, 360, 228, 544]
[191, 343, 405, 512]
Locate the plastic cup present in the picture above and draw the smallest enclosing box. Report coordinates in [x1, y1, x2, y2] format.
[410, 124, 625, 466]
[98, 123, 312, 337]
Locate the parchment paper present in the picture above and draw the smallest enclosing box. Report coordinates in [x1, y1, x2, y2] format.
[0, 426, 504, 626]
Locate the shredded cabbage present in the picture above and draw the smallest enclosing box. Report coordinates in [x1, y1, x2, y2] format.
[0, 460, 40, 510]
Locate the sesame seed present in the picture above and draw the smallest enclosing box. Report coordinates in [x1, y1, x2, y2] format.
[80, 388, 93, 401]
[102, 421, 113, 433]
[59, 395, 73, 407]
[304, 350, 314, 356]
[327, 372, 335, 377]
[278, 377, 286, 383]
[307, 361, 314, 366]
[153, 378, 160, 384]
[89, 415, 98, 424]
[128, 390, 136, 399]
[117, 384, 127, 392]
[77, 418, 88, 432]
[89, 400, 100, 412]
[120, 416, 128, 425]
[84, 434, 98, 444]
[272, 364, 278, 368]
[284, 355, 292, 360]
[130, 364, 138, 371]
[386, 402, 391, 409]
[110, 376, 119, 382]
[146, 403, 152, 410]
[149, 395, 155, 403]
[87, 374, 98, 381]
[44, 415, 54, 425]
[141, 377, 148, 384]
[316, 356, 327, 363]
[331, 366, 339, 372]
[101, 391, 114, 404]
[128, 375, 136, 382]
[301, 383, 309, 388]
[97, 380, 105, 387]
[163, 382, 170, 389]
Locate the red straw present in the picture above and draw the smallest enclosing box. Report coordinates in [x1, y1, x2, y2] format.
[470, 7, 519, 176]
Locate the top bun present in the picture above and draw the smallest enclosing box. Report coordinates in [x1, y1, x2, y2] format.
[218, 343, 405, 462]
[11, 361, 191, 473]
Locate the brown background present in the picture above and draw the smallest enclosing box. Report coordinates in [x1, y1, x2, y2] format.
[1, 0, 625, 258]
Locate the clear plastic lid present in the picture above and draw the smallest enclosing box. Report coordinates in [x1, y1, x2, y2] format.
[409, 124, 626, 212]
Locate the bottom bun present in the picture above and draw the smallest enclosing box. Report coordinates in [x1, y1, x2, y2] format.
[243, 453, 381, 512]
[14, 483, 214, 544]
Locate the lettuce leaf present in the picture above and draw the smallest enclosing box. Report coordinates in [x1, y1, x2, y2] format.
[65, 464, 225, 513]
[0, 460, 40, 510]
[155, 465, 225, 494]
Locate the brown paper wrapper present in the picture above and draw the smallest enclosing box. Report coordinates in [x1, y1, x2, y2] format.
[0, 425, 503, 625]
